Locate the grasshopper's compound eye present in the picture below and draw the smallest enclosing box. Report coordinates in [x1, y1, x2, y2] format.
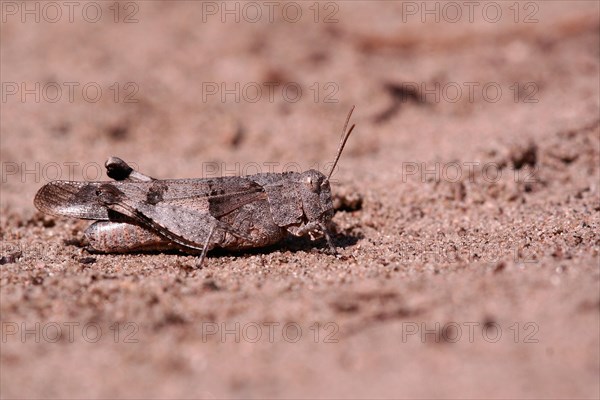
[303, 174, 321, 193]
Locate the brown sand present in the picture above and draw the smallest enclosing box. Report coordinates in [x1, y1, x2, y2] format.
[1, 1, 599, 398]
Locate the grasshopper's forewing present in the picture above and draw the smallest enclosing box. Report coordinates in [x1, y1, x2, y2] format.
[35, 177, 268, 250]
[34, 180, 112, 220]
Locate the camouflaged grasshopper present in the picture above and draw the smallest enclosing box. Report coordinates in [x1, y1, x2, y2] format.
[34, 107, 356, 266]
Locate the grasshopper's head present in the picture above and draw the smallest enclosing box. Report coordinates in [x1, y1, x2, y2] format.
[298, 169, 334, 223]
[298, 106, 356, 226]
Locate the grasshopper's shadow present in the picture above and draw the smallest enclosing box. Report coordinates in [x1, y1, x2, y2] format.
[206, 230, 363, 260]
[282, 231, 362, 254]
[80, 231, 363, 261]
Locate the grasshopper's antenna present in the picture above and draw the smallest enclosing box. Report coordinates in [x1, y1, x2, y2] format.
[326, 105, 356, 181]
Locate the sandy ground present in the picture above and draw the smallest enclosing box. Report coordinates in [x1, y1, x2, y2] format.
[1, 1, 599, 398]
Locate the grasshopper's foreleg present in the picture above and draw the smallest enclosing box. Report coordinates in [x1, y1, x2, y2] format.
[320, 222, 337, 254]
[288, 222, 337, 254]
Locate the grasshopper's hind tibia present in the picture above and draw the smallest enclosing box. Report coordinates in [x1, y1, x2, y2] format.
[85, 221, 177, 253]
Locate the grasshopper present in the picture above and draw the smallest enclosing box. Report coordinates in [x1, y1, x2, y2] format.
[34, 107, 356, 267]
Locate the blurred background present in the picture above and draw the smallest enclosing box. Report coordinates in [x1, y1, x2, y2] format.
[1, 1, 599, 398]
[2, 1, 597, 209]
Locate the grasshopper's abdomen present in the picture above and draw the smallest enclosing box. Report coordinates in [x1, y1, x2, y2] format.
[85, 221, 175, 253]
